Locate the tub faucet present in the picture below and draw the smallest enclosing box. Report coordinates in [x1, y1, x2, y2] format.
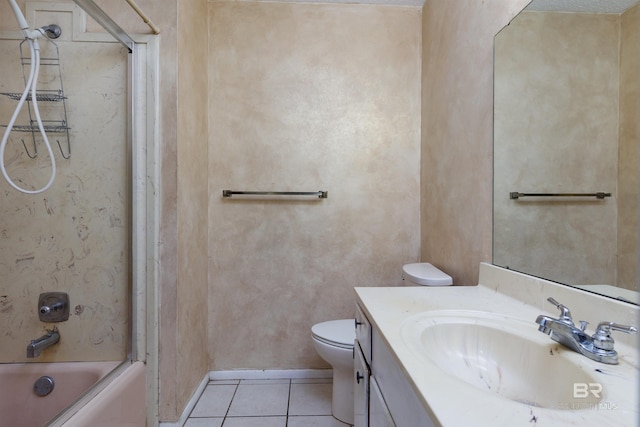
[535, 297, 637, 364]
[26, 329, 60, 358]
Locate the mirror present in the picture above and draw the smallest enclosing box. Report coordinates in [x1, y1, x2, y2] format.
[493, 0, 639, 304]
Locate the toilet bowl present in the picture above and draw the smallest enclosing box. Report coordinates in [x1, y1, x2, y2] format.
[311, 319, 355, 424]
[311, 263, 452, 424]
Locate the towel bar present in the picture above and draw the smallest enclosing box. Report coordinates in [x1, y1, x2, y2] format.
[509, 192, 611, 200]
[222, 190, 328, 199]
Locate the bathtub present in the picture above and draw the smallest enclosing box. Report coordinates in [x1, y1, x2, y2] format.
[54, 361, 146, 427]
[0, 360, 119, 427]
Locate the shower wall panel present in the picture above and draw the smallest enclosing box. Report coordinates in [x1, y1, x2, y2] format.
[0, 25, 129, 362]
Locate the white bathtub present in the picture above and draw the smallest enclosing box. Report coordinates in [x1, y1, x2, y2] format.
[0, 361, 120, 427]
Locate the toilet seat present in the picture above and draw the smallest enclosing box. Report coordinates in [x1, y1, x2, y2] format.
[311, 319, 355, 349]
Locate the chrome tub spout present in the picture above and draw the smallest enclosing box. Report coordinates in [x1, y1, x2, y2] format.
[26, 330, 60, 358]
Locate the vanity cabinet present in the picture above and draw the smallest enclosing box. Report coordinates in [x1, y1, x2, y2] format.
[369, 376, 395, 427]
[354, 303, 372, 427]
[354, 339, 370, 427]
[354, 303, 434, 427]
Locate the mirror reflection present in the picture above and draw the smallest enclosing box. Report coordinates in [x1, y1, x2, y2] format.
[493, 0, 639, 304]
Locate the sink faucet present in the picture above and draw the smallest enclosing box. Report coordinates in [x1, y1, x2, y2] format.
[26, 329, 60, 358]
[535, 297, 637, 364]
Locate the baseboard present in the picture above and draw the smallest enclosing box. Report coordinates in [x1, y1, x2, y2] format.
[210, 368, 332, 381]
[160, 368, 333, 426]
[158, 372, 209, 427]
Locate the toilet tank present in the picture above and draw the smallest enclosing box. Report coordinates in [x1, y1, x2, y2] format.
[402, 263, 452, 286]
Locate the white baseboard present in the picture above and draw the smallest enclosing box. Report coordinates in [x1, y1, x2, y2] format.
[158, 372, 209, 427]
[161, 368, 333, 427]
[210, 368, 332, 381]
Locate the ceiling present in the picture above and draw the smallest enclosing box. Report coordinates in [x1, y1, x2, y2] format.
[263, 0, 423, 6]
[249, 0, 639, 12]
[245, 0, 639, 11]
[526, 0, 639, 13]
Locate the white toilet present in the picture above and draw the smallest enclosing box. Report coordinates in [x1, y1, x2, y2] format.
[311, 263, 452, 424]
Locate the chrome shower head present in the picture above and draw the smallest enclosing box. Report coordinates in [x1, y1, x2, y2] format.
[39, 24, 62, 39]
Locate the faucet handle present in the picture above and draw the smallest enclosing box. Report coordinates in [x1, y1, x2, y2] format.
[546, 297, 574, 325]
[592, 322, 638, 351]
[579, 320, 589, 332]
[595, 322, 637, 335]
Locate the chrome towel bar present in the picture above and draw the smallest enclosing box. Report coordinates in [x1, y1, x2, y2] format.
[510, 192, 611, 200]
[223, 190, 328, 199]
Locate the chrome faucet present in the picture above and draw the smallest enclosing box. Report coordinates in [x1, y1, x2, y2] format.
[535, 297, 637, 364]
[26, 329, 60, 358]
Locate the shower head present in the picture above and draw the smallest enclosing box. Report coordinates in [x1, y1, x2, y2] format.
[38, 24, 62, 39]
[7, 1, 61, 40]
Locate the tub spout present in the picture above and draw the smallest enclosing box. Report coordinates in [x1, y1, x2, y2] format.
[27, 330, 60, 358]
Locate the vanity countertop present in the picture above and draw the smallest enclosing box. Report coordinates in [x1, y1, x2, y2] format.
[355, 263, 639, 427]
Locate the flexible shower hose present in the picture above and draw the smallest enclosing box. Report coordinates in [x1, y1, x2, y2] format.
[0, 33, 57, 194]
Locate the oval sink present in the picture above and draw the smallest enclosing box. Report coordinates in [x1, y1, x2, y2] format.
[400, 311, 602, 409]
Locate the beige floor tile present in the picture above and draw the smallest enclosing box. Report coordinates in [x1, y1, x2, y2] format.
[190, 384, 237, 417]
[222, 416, 287, 427]
[288, 415, 351, 427]
[227, 383, 290, 416]
[289, 382, 333, 416]
[183, 418, 224, 427]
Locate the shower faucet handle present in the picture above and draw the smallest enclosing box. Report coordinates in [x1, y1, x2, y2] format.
[39, 304, 60, 315]
[38, 292, 70, 323]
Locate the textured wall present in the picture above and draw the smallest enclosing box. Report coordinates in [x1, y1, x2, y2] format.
[420, 0, 530, 285]
[493, 11, 619, 286]
[0, 7, 129, 362]
[618, 3, 640, 291]
[173, 0, 210, 420]
[207, 1, 421, 370]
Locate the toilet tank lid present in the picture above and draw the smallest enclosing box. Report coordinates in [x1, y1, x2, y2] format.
[402, 263, 452, 286]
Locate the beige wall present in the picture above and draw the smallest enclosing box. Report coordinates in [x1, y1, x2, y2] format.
[420, 0, 530, 285]
[619, 3, 640, 291]
[493, 11, 620, 286]
[207, 1, 421, 369]
[0, 5, 129, 362]
[173, 0, 210, 420]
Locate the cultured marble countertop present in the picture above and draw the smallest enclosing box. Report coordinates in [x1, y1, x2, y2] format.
[355, 278, 640, 427]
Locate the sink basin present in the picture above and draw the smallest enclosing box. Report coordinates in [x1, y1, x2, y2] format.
[400, 311, 602, 409]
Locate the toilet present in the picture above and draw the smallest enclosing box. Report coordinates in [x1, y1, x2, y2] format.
[311, 263, 452, 424]
[401, 262, 453, 286]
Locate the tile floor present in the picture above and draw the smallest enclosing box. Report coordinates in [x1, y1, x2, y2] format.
[184, 378, 352, 427]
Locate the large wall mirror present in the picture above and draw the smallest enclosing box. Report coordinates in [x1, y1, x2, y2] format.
[493, 0, 639, 304]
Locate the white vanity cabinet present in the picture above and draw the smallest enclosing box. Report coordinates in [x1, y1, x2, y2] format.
[354, 303, 372, 427]
[369, 376, 395, 427]
[354, 338, 370, 427]
[355, 303, 434, 427]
